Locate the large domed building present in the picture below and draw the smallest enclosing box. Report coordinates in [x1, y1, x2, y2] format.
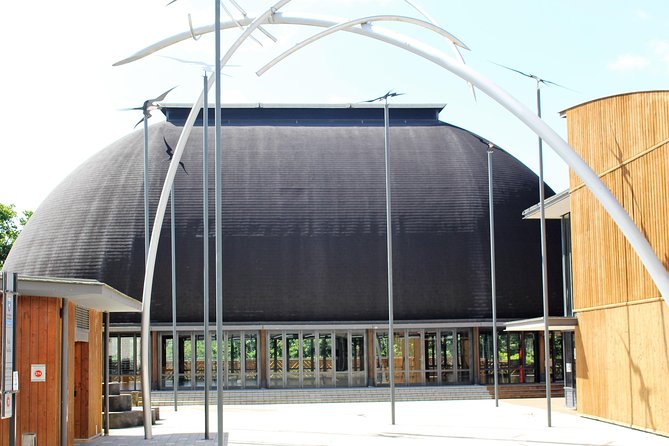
[6, 104, 564, 390]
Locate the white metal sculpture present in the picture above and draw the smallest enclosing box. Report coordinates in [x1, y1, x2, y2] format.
[136, 0, 292, 437]
[254, 16, 669, 303]
[116, 4, 669, 441]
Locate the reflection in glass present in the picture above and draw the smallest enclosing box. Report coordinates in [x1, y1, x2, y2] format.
[393, 331, 406, 385]
[228, 334, 242, 388]
[425, 332, 438, 385]
[457, 330, 471, 383]
[245, 333, 258, 387]
[319, 333, 333, 387]
[335, 334, 348, 387]
[351, 334, 366, 386]
[303, 333, 316, 387]
[408, 332, 423, 384]
[287, 333, 300, 387]
[375, 333, 389, 385]
[441, 331, 454, 384]
[269, 333, 284, 388]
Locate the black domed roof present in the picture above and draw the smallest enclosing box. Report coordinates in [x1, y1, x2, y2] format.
[6, 105, 563, 323]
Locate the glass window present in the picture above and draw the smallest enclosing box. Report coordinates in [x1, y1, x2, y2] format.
[351, 333, 366, 387]
[269, 333, 284, 388]
[228, 333, 242, 388]
[457, 329, 471, 383]
[302, 333, 317, 387]
[286, 333, 300, 387]
[407, 332, 423, 384]
[375, 333, 389, 386]
[245, 333, 258, 387]
[442, 331, 455, 384]
[108, 336, 119, 379]
[319, 333, 333, 387]
[424, 332, 438, 385]
[335, 333, 349, 387]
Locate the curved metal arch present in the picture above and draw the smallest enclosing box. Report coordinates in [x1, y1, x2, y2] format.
[403, 0, 476, 101]
[254, 17, 669, 302]
[131, 15, 669, 438]
[138, 0, 293, 438]
[113, 12, 468, 66]
[132, 21, 669, 430]
[256, 14, 468, 77]
[130, 4, 669, 435]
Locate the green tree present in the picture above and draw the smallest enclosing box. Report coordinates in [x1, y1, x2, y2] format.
[0, 203, 32, 269]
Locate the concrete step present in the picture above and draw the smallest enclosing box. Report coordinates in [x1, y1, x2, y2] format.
[104, 408, 160, 429]
[144, 384, 565, 406]
[102, 382, 121, 396]
[105, 394, 132, 412]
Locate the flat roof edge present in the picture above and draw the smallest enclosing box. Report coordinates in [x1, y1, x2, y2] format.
[559, 90, 669, 116]
[0, 275, 141, 313]
[161, 102, 447, 110]
[522, 189, 570, 220]
[505, 316, 578, 332]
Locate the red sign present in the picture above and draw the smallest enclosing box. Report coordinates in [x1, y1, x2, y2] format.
[31, 364, 46, 382]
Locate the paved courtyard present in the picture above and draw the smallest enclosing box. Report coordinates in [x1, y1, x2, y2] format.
[78, 398, 669, 445]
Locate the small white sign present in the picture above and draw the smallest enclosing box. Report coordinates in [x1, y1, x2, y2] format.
[12, 371, 18, 391]
[566, 362, 572, 373]
[31, 364, 46, 382]
[2, 393, 11, 419]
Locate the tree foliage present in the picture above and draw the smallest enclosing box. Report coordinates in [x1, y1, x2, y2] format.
[0, 203, 32, 269]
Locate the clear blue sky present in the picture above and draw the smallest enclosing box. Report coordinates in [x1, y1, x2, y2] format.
[1, 0, 667, 212]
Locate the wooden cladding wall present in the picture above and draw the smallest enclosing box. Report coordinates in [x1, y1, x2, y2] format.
[74, 310, 102, 440]
[566, 91, 669, 436]
[567, 91, 669, 188]
[15, 296, 65, 445]
[565, 91, 669, 308]
[575, 301, 669, 435]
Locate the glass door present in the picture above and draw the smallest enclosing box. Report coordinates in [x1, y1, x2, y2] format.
[351, 333, 366, 387]
[286, 333, 301, 387]
[456, 329, 472, 383]
[393, 331, 406, 385]
[245, 333, 258, 387]
[335, 333, 348, 387]
[408, 332, 423, 384]
[178, 334, 193, 389]
[319, 333, 333, 387]
[268, 333, 284, 388]
[227, 333, 242, 389]
[522, 333, 537, 383]
[425, 332, 438, 385]
[195, 335, 206, 388]
[441, 331, 455, 384]
[302, 333, 317, 387]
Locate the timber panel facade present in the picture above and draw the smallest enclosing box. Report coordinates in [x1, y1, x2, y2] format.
[564, 91, 669, 435]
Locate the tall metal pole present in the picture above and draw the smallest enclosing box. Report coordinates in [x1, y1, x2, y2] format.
[536, 80, 552, 427]
[487, 143, 499, 407]
[203, 71, 211, 440]
[214, 0, 224, 443]
[60, 299, 69, 446]
[143, 118, 150, 262]
[171, 184, 178, 411]
[140, 111, 153, 438]
[383, 98, 396, 425]
[138, 4, 292, 439]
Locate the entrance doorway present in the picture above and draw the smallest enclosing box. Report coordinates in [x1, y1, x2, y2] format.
[376, 328, 473, 386]
[267, 330, 365, 388]
[479, 330, 539, 384]
[159, 331, 259, 390]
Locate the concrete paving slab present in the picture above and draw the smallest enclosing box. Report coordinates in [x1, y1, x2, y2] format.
[78, 399, 669, 445]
